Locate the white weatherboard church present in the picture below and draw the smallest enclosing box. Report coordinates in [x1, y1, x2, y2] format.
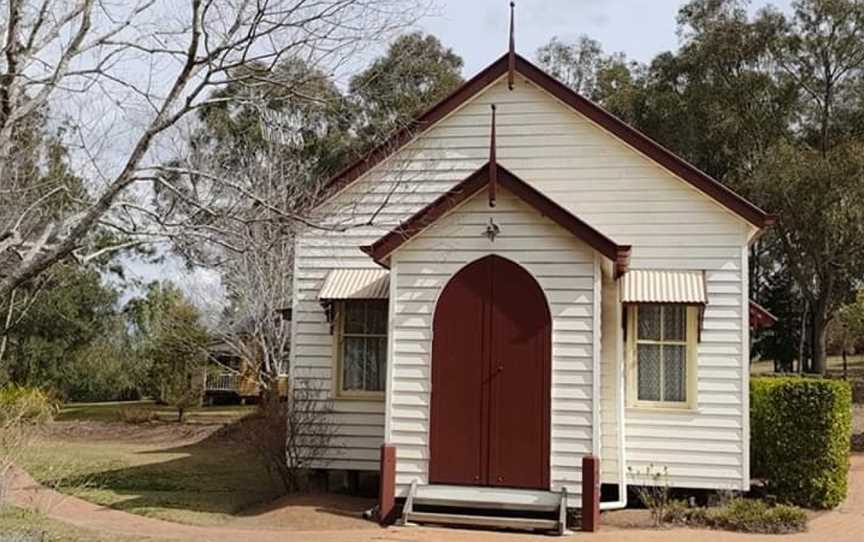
[288, 23, 773, 532]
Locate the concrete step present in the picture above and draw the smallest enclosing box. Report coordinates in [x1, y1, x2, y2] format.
[412, 484, 562, 512]
[404, 511, 559, 531]
[401, 482, 569, 535]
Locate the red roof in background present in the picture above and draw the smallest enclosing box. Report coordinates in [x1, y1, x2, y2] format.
[750, 300, 778, 329]
[320, 53, 773, 230]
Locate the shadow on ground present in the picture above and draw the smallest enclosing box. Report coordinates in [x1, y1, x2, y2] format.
[38, 417, 373, 529]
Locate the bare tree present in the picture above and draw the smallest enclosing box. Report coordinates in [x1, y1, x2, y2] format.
[0, 0, 424, 303]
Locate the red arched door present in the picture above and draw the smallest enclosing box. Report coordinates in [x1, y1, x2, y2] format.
[429, 255, 551, 490]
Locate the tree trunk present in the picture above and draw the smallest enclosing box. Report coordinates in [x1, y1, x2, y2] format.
[811, 307, 830, 375]
[798, 300, 808, 374]
[0, 288, 17, 365]
[842, 347, 848, 380]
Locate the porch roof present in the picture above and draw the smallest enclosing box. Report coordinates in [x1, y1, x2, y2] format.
[360, 161, 632, 275]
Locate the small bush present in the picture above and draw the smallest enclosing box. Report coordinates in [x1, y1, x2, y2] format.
[664, 498, 807, 534]
[628, 464, 672, 526]
[709, 499, 807, 534]
[0, 385, 57, 424]
[663, 499, 708, 526]
[751, 376, 852, 508]
[1, 386, 56, 504]
[116, 407, 157, 424]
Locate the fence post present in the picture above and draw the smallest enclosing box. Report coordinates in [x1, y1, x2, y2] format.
[378, 443, 397, 525]
[581, 455, 600, 532]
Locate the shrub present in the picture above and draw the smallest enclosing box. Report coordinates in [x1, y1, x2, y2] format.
[116, 407, 157, 424]
[0, 385, 57, 424]
[664, 498, 807, 534]
[0, 386, 56, 504]
[663, 499, 708, 526]
[627, 464, 672, 526]
[751, 376, 852, 508]
[709, 499, 807, 534]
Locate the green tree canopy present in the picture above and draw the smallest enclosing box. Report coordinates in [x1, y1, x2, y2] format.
[349, 32, 464, 149]
[536, 0, 864, 373]
[0, 264, 132, 399]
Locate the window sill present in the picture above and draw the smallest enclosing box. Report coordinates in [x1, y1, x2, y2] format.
[626, 405, 699, 414]
[334, 393, 386, 402]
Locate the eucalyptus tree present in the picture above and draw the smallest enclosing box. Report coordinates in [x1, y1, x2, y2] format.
[536, 35, 635, 103]
[349, 31, 464, 150]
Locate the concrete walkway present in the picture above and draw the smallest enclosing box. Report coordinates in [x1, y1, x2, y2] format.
[8, 455, 864, 542]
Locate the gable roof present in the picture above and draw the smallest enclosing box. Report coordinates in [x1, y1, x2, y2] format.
[360, 162, 632, 275]
[321, 53, 773, 230]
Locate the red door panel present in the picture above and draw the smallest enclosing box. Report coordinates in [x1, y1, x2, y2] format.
[429, 258, 491, 486]
[487, 259, 551, 489]
[429, 255, 551, 490]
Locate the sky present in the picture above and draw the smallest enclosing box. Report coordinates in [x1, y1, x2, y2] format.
[415, 0, 794, 75]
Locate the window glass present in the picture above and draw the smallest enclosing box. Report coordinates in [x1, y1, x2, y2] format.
[367, 303, 388, 334]
[663, 344, 687, 401]
[344, 303, 366, 334]
[340, 300, 387, 394]
[638, 305, 661, 340]
[663, 305, 687, 341]
[637, 344, 661, 401]
[634, 305, 691, 404]
[343, 336, 365, 390]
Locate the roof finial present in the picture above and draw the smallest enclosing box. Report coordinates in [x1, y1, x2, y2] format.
[489, 104, 497, 208]
[508, 1, 516, 91]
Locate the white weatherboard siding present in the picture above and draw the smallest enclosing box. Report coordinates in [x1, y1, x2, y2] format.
[388, 186, 597, 498]
[292, 227, 389, 470]
[290, 71, 751, 490]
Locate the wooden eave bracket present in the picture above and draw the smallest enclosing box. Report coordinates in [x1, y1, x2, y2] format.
[615, 247, 631, 278]
[360, 244, 389, 269]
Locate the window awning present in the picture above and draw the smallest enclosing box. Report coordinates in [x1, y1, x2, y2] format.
[319, 269, 390, 300]
[620, 270, 707, 304]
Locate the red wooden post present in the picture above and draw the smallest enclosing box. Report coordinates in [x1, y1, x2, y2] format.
[378, 444, 397, 525]
[581, 455, 600, 532]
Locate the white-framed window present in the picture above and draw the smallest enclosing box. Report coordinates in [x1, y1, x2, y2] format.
[335, 300, 387, 399]
[626, 304, 698, 409]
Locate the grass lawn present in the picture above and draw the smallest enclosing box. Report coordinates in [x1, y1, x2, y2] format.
[0, 505, 166, 542]
[21, 406, 281, 527]
[57, 400, 256, 424]
[751, 353, 864, 376]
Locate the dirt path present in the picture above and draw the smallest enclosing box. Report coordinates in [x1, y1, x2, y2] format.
[9, 456, 864, 542]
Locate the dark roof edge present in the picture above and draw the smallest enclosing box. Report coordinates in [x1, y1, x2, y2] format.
[362, 162, 631, 275]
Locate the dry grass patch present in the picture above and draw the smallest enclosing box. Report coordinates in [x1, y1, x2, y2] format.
[20, 420, 279, 527]
[0, 505, 170, 542]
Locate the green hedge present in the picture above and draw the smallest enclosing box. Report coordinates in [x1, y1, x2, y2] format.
[750, 377, 852, 509]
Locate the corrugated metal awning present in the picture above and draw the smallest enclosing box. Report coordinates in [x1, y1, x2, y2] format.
[319, 269, 390, 300]
[620, 269, 707, 304]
